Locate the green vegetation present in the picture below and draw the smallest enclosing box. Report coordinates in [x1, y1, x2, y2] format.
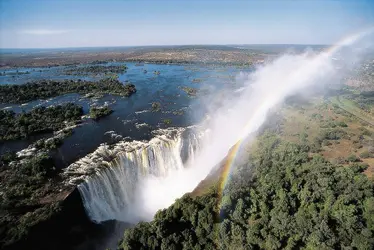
[33, 128, 73, 150]
[64, 65, 128, 75]
[0, 153, 58, 211]
[120, 132, 374, 250]
[1, 153, 57, 207]
[0, 78, 136, 103]
[181, 86, 198, 96]
[120, 89, 374, 249]
[0, 152, 63, 247]
[89, 106, 113, 120]
[1, 202, 62, 249]
[347, 154, 360, 163]
[172, 110, 184, 116]
[320, 119, 348, 128]
[336, 121, 348, 127]
[330, 96, 374, 126]
[163, 119, 172, 125]
[0, 103, 83, 141]
[0, 151, 17, 168]
[360, 150, 372, 159]
[118, 84, 374, 248]
[35, 136, 63, 150]
[0, 71, 30, 76]
[151, 102, 161, 112]
[319, 128, 348, 140]
[0, 115, 79, 248]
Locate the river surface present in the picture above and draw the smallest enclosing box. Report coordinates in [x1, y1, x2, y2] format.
[0, 62, 252, 168]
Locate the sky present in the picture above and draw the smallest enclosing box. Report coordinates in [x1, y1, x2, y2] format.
[0, 0, 373, 48]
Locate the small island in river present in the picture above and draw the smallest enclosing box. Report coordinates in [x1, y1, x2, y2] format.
[0, 45, 373, 250]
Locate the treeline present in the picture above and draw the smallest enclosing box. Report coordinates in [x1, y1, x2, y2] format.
[120, 132, 374, 250]
[0, 78, 136, 103]
[64, 65, 128, 75]
[0, 152, 60, 248]
[89, 106, 113, 120]
[0, 103, 83, 141]
[0, 153, 57, 209]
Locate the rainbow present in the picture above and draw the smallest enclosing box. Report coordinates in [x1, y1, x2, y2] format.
[215, 26, 374, 220]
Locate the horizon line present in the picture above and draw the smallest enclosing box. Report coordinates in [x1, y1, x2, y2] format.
[0, 43, 331, 50]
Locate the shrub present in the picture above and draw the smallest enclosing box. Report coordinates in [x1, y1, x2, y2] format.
[0, 151, 17, 167]
[322, 140, 332, 146]
[319, 129, 348, 140]
[336, 156, 347, 164]
[336, 121, 348, 127]
[89, 106, 113, 120]
[347, 154, 360, 162]
[359, 127, 372, 137]
[151, 102, 161, 112]
[163, 119, 172, 125]
[360, 151, 372, 159]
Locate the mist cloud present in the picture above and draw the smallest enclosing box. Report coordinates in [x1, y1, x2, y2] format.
[128, 30, 373, 222]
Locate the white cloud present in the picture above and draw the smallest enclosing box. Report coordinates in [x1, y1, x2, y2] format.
[19, 29, 71, 35]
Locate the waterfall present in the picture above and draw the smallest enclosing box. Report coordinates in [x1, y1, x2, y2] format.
[73, 127, 202, 223]
[71, 30, 374, 226]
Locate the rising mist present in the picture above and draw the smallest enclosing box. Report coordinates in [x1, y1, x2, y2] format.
[127, 30, 374, 222]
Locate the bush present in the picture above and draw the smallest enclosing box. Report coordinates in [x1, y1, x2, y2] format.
[311, 113, 323, 120]
[359, 127, 372, 137]
[336, 121, 348, 127]
[163, 119, 172, 125]
[0, 151, 17, 167]
[322, 140, 332, 146]
[181, 86, 198, 96]
[336, 156, 347, 164]
[347, 154, 360, 162]
[368, 146, 374, 154]
[319, 129, 348, 140]
[89, 106, 113, 120]
[151, 102, 161, 112]
[360, 151, 372, 159]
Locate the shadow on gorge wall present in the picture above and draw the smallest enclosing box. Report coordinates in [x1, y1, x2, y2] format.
[3, 188, 126, 250]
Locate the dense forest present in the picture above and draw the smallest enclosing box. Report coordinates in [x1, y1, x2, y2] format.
[120, 132, 374, 250]
[0, 151, 97, 250]
[89, 106, 113, 120]
[0, 103, 83, 141]
[0, 78, 136, 103]
[0, 152, 57, 246]
[64, 65, 128, 75]
[0, 104, 85, 249]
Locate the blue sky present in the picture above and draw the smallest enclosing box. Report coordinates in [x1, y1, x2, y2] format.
[1, 0, 373, 48]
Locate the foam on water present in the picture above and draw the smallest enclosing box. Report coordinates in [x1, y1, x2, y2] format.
[72, 29, 373, 224]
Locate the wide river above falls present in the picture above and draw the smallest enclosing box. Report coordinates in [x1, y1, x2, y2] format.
[0, 62, 253, 168]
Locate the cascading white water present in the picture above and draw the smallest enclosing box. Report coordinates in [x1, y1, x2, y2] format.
[76, 127, 202, 223]
[70, 30, 373, 226]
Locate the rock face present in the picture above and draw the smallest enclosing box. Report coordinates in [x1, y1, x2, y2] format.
[4, 127, 202, 250]
[3, 188, 102, 250]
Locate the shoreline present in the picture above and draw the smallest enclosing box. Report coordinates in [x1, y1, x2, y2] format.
[0, 59, 261, 70]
